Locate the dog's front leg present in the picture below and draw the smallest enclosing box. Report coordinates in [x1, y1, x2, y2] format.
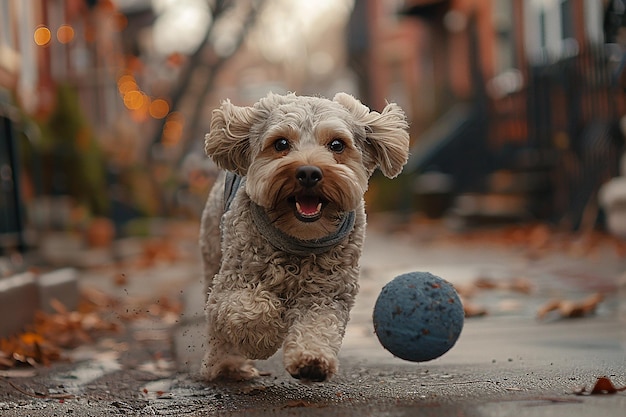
[202, 287, 287, 381]
[200, 336, 259, 381]
[201, 337, 259, 381]
[282, 301, 351, 382]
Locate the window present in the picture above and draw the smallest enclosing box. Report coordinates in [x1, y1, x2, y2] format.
[525, 0, 580, 63]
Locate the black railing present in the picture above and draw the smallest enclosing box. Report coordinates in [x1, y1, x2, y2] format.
[408, 42, 624, 228]
[521, 44, 623, 228]
[0, 99, 26, 254]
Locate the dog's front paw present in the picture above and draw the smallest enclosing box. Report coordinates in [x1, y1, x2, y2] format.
[201, 354, 260, 382]
[285, 354, 337, 382]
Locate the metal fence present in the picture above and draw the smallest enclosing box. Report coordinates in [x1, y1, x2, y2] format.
[409, 41, 624, 229]
[493, 43, 624, 228]
[0, 100, 26, 254]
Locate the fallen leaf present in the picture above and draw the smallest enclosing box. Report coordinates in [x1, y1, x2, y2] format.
[473, 277, 533, 294]
[575, 377, 626, 395]
[591, 377, 626, 395]
[19, 333, 43, 345]
[473, 277, 499, 290]
[1, 230, 187, 371]
[134, 238, 180, 268]
[0, 355, 16, 368]
[537, 293, 604, 320]
[508, 278, 533, 294]
[461, 298, 488, 318]
[49, 298, 68, 314]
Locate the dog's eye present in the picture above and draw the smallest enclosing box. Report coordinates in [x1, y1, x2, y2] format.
[273, 138, 290, 152]
[328, 139, 345, 153]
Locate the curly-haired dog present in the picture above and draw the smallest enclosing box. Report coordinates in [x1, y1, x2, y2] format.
[200, 92, 409, 382]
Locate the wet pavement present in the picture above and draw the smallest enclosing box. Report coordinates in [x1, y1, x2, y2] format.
[0, 218, 625, 416]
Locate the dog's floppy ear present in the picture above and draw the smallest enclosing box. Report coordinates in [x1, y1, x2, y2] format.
[333, 93, 410, 179]
[205, 99, 258, 175]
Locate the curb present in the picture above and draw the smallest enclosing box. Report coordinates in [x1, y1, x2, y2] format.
[0, 267, 78, 338]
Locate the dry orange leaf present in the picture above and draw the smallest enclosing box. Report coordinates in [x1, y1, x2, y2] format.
[537, 293, 604, 320]
[591, 377, 625, 394]
[575, 377, 626, 395]
[461, 298, 488, 318]
[472, 276, 533, 294]
[19, 332, 43, 345]
[1, 287, 181, 370]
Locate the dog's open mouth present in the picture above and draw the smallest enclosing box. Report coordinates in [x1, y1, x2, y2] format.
[290, 195, 325, 222]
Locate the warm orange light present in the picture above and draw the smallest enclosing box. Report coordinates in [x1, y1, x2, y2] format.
[130, 96, 150, 123]
[117, 75, 138, 95]
[162, 112, 185, 147]
[123, 90, 144, 110]
[149, 99, 170, 119]
[34, 26, 51, 46]
[57, 24, 75, 44]
[117, 72, 133, 81]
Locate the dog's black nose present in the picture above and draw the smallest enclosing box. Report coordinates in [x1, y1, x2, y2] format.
[295, 165, 322, 188]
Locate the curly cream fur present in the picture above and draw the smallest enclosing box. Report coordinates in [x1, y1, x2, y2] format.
[200, 92, 409, 382]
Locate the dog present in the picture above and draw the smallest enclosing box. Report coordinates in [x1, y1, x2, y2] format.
[199, 92, 409, 382]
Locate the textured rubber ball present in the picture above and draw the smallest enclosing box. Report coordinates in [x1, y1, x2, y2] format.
[373, 271, 464, 362]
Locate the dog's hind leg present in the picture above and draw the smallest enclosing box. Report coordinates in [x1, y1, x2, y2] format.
[199, 174, 225, 300]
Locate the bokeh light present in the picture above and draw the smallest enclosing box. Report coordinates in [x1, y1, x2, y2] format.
[123, 90, 145, 110]
[117, 74, 138, 95]
[132, 94, 151, 122]
[57, 24, 75, 44]
[162, 112, 185, 147]
[33, 26, 52, 46]
[149, 99, 170, 119]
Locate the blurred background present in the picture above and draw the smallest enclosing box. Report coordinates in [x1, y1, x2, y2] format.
[2, 0, 626, 263]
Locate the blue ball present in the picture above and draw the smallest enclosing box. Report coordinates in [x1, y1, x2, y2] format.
[373, 272, 464, 362]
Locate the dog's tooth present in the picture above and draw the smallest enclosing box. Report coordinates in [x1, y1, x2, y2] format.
[295, 200, 321, 216]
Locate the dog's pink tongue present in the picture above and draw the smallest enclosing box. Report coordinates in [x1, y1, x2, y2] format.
[297, 196, 321, 215]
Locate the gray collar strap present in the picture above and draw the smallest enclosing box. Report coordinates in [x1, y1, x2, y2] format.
[249, 202, 356, 257]
[224, 172, 355, 256]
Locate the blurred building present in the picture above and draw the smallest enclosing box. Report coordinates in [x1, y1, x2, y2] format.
[0, 0, 127, 255]
[1, 0, 361, 252]
[3, 0, 626, 250]
[1, 0, 125, 131]
[350, 0, 625, 230]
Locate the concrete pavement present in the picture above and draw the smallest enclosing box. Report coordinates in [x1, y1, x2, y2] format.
[0, 218, 625, 416]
